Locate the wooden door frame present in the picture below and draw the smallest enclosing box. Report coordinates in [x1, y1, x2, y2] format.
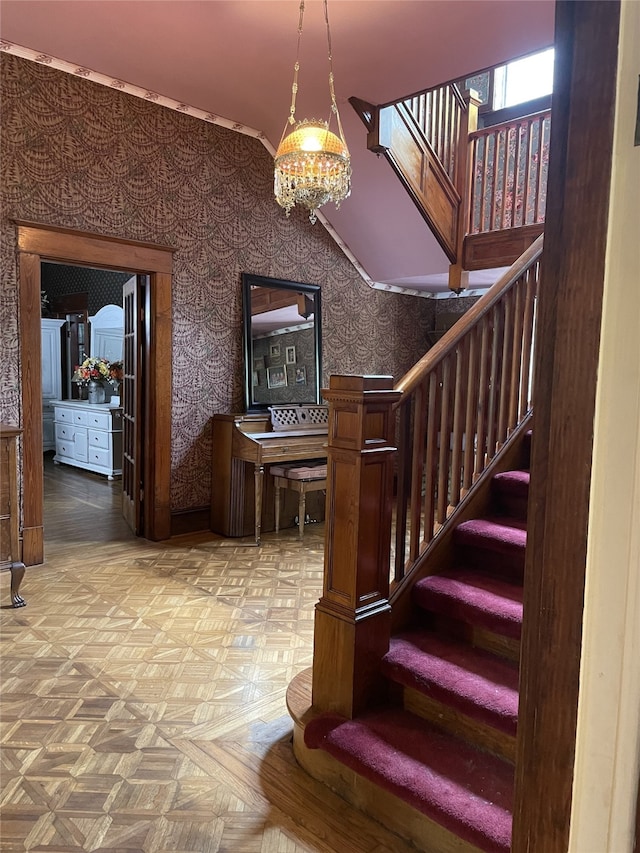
[512, 2, 621, 850]
[15, 221, 174, 564]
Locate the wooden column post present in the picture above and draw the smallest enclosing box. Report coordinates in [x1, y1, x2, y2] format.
[449, 89, 481, 293]
[312, 375, 401, 718]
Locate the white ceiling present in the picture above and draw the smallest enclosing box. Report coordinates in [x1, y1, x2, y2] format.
[0, 0, 555, 296]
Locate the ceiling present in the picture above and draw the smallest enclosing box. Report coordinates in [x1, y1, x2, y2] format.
[0, 1, 555, 296]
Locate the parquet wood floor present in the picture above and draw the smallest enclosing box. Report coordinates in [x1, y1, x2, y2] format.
[1, 458, 416, 853]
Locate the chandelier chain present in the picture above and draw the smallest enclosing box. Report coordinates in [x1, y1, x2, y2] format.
[287, 0, 305, 128]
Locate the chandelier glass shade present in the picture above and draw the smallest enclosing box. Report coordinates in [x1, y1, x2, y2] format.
[274, 0, 351, 224]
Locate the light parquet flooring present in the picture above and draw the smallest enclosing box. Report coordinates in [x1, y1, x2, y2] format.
[0, 458, 417, 853]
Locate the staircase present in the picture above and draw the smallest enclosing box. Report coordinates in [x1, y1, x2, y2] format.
[286, 234, 542, 850]
[351, 79, 549, 291]
[295, 432, 531, 853]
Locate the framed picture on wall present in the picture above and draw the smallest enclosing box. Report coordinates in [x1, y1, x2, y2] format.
[253, 356, 265, 371]
[269, 343, 281, 361]
[295, 366, 307, 385]
[285, 345, 296, 364]
[267, 365, 287, 388]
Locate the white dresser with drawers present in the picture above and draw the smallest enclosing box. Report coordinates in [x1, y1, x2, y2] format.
[52, 401, 123, 479]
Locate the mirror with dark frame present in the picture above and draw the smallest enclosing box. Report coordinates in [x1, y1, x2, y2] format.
[242, 273, 322, 413]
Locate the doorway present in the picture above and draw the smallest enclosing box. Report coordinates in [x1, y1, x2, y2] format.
[16, 221, 174, 565]
[42, 262, 140, 535]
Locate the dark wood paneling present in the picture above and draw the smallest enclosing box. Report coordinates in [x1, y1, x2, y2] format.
[512, 3, 621, 852]
[19, 252, 45, 566]
[146, 271, 172, 541]
[463, 224, 544, 270]
[170, 507, 211, 537]
[379, 105, 460, 262]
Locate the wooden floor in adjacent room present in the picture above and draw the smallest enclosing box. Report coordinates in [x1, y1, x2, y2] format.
[0, 457, 415, 853]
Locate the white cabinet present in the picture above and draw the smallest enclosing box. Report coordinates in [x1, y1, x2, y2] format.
[52, 401, 123, 479]
[41, 319, 65, 451]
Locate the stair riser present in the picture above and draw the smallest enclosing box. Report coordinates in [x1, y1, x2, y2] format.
[417, 614, 521, 664]
[415, 593, 522, 646]
[293, 722, 487, 853]
[472, 625, 520, 664]
[492, 492, 529, 523]
[454, 545, 525, 580]
[403, 687, 517, 764]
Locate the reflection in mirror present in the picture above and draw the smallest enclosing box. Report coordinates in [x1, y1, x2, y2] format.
[242, 273, 322, 413]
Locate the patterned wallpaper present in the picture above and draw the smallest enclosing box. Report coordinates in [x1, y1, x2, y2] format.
[0, 53, 435, 512]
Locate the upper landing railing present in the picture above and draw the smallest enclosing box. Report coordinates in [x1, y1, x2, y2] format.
[354, 82, 550, 284]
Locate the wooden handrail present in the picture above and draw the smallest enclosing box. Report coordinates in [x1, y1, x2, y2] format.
[468, 108, 552, 141]
[396, 234, 544, 401]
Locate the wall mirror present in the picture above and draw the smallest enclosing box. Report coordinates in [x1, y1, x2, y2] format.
[242, 272, 322, 413]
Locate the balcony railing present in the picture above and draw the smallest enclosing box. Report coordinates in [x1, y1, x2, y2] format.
[468, 110, 551, 235]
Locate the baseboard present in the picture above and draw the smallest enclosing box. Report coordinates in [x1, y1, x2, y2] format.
[170, 506, 210, 537]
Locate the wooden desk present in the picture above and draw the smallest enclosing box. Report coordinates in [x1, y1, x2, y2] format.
[210, 413, 327, 544]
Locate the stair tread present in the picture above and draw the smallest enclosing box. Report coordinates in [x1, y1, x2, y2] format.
[383, 630, 518, 734]
[413, 568, 523, 639]
[493, 469, 530, 488]
[305, 707, 513, 853]
[455, 516, 528, 545]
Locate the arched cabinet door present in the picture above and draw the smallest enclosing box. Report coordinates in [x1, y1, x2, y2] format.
[88, 302, 124, 364]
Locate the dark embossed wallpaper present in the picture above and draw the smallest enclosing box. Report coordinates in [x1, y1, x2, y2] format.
[0, 54, 435, 512]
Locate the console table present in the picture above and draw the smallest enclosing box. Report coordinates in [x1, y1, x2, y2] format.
[52, 400, 123, 479]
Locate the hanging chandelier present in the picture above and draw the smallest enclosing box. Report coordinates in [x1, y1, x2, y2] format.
[274, 0, 351, 224]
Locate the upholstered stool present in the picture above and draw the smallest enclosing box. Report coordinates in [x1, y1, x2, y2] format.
[270, 462, 328, 538]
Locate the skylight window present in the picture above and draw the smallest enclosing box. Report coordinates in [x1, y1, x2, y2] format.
[493, 48, 555, 110]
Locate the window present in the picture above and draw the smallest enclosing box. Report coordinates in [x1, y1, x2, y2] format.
[493, 48, 555, 111]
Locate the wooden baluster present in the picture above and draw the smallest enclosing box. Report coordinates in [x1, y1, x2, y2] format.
[497, 289, 514, 445]
[436, 357, 452, 525]
[535, 116, 544, 222]
[499, 126, 511, 230]
[475, 318, 491, 478]
[514, 123, 524, 228]
[486, 304, 502, 460]
[313, 375, 401, 718]
[450, 343, 466, 506]
[409, 382, 427, 562]
[508, 278, 525, 431]
[428, 89, 436, 144]
[481, 136, 491, 232]
[519, 264, 539, 416]
[393, 400, 411, 583]
[423, 369, 439, 546]
[463, 325, 480, 491]
[523, 120, 534, 225]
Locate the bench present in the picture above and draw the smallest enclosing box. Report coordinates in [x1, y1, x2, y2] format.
[270, 462, 328, 539]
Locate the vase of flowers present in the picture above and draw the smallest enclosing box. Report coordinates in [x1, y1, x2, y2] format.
[72, 356, 124, 405]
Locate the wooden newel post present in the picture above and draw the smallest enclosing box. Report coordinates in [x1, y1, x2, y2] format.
[312, 375, 401, 718]
[449, 88, 481, 294]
